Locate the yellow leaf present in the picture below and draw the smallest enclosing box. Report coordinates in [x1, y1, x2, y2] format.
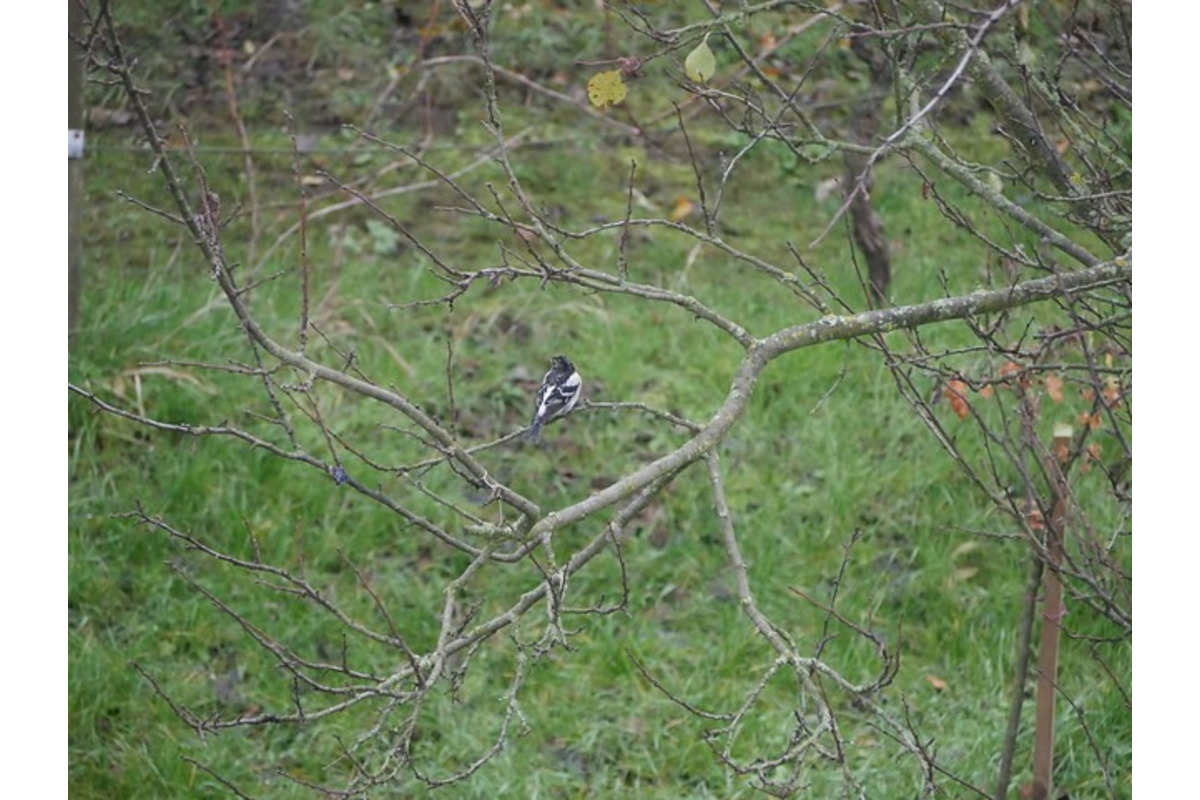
[587, 70, 627, 108]
[684, 35, 716, 83]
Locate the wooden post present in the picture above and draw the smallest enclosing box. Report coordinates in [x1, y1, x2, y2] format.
[1031, 424, 1072, 800]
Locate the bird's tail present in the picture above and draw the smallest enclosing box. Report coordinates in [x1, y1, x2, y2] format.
[525, 420, 544, 442]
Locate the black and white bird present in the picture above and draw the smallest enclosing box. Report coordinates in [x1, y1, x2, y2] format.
[527, 355, 582, 441]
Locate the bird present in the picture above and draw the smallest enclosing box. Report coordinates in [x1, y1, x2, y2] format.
[527, 355, 582, 441]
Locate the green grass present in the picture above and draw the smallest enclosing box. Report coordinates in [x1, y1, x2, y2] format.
[69, 164, 1129, 797]
[71, 4, 1130, 798]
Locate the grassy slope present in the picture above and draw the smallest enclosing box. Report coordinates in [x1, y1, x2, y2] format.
[69, 4, 1130, 798]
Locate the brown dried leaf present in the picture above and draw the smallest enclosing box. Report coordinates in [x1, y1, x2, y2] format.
[1044, 372, 1064, 403]
[946, 379, 970, 420]
[669, 196, 695, 222]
